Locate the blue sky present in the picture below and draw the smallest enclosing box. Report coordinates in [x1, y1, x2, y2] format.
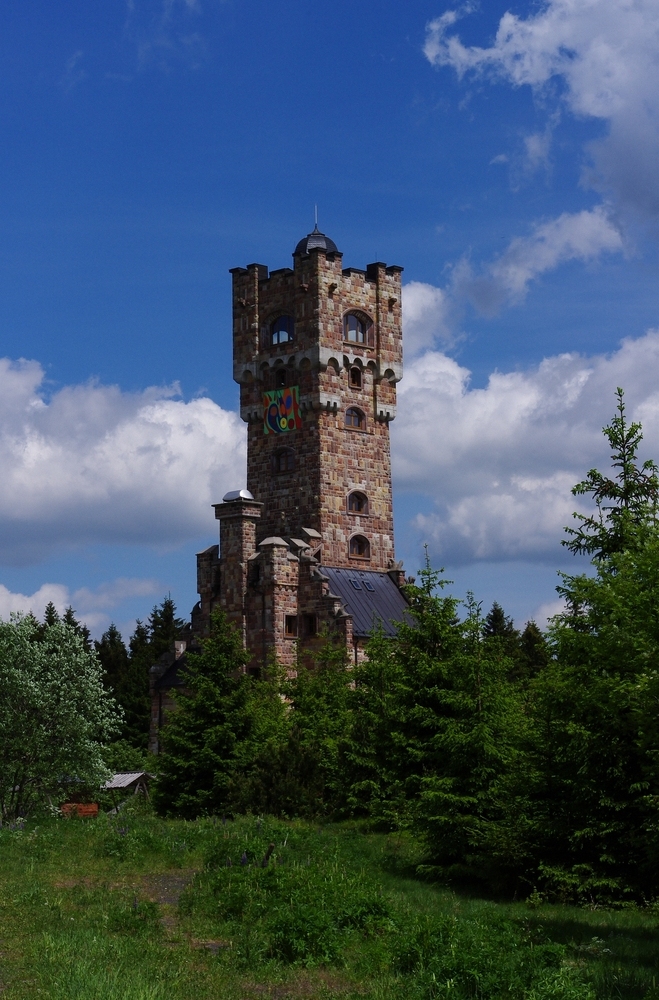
[0, 0, 658, 637]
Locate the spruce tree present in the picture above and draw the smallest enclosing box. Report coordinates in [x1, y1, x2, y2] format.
[285, 639, 351, 816]
[148, 597, 186, 660]
[62, 606, 92, 651]
[518, 620, 549, 680]
[483, 601, 521, 669]
[154, 609, 252, 818]
[563, 387, 659, 559]
[527, 390, 659, 901]
[96, 623, 129, 694]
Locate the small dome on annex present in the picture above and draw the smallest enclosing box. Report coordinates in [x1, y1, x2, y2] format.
[293, 225, 340, 257]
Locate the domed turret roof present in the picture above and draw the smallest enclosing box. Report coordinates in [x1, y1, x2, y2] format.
[294, 225, 339, 256]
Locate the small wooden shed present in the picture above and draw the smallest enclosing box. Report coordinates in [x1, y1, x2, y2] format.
[104, 771, 152, 800]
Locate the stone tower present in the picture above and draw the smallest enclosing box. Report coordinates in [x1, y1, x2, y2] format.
[231, 227, 403, 568]
[149, 227, 410, 748]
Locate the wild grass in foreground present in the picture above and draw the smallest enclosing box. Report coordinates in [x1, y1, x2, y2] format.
[1, 802, 658, 999]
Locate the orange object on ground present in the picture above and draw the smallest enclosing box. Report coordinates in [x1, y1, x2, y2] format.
[61, 803, 99, 818]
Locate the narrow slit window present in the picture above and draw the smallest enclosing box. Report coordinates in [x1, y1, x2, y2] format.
[303, 614, 317, 636]
[285, 615, 298, 637]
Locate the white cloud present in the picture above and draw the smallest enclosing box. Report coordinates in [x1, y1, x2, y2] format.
[523, 129, 552, 176]
[0, 358, 246, 564]
[394, 328, 659, 564]
[424, 0, 659, 220]
[0, 584, 70, 622]
[0, 576, 159, 637]
[404, 205, 622, 331]
[454, 206, 623, 312]
[402, 280, 456, 354]
[532, 597, 566, 629]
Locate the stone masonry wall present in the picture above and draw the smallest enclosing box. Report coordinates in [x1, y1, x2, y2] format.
[231, 243, 403, 573]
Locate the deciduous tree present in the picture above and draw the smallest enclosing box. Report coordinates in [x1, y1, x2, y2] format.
[0, 615, 120, 823]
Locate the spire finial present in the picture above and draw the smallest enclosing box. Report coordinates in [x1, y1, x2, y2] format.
[313, 204, 319, 233]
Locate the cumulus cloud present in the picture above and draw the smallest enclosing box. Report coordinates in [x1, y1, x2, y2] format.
[532, 597, 566, 629]
[402, 281, 456, 354]
[393, 328, 659, 564]
[454, 206, 623, 313]
[0, 577, 159, 636]
[403, 206, 623, 336]
[0, 358, 245, 564]
[424, 0, 659, 220]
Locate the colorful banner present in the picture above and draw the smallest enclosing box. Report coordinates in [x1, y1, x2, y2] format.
[263, 385, 302, 434]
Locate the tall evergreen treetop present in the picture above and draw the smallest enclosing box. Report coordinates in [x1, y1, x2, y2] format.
[149, 596, 186, 660]
[43, 601, 60, 627]
[95, 624, 129, 694]
[62, 606, 92, 651]
[563, 388, 659, 559]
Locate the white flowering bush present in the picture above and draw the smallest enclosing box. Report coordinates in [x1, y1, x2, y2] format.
[0, 614, 121, 823]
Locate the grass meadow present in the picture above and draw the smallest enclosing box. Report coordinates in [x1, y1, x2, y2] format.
[1, 799, 658, 999]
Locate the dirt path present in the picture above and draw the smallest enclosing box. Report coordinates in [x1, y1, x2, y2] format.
[141, 870, 227, 954]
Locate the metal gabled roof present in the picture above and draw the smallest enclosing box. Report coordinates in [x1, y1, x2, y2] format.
[104, 772, 151, 790]
[321, 567, 411, 637]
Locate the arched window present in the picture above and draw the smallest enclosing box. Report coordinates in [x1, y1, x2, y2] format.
[349, 366, 362, 389]
[348, 491, 368, 514]
[345, 407, 365, 429]
[272, 448, 295, 474]
[274, 368, 287, 388]
[270, 315, 294, 346]
[344, 311, 373, 346]
[349, 535, 370, 560]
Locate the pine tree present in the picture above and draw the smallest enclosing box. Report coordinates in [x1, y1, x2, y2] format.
[483, 601, 521, 665]
[128, 620, 150, 671]
[102, 598, 187, 751]
[347, 567, 531, 888]
[285, 639, 351, 816]
[526, 390, 659, 901]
